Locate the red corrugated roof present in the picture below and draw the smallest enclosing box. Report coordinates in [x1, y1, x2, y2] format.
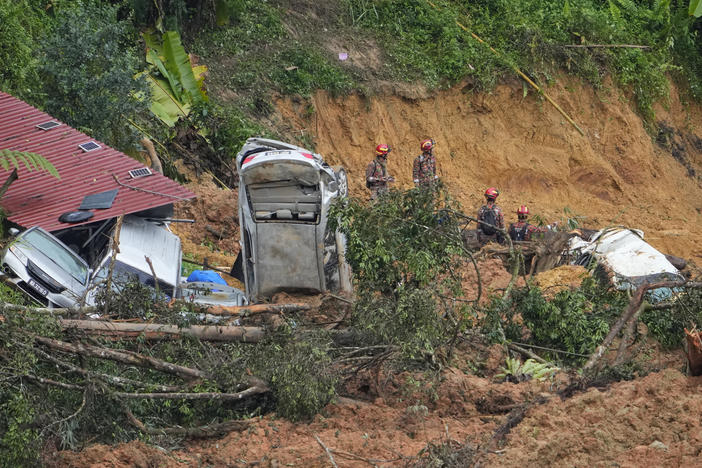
[0, 92, 195, 232]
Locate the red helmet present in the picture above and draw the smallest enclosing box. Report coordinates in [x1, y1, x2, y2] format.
[517, 205, 529, 216]
[484, 187, 499, 200]
[420, 138, 434, 152]
[375, 144, 390, 156]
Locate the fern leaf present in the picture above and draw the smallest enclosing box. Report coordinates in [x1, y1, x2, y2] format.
[5, 151, 19, 171]
[0, 150, 60, 179]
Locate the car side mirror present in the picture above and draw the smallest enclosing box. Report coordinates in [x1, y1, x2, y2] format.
[8, 228, 19, 237]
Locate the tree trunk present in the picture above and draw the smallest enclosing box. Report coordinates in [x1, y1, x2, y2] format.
[57, 319, 265, 342]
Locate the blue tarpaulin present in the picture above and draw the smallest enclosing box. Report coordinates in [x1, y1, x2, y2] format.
[186, 270, 227, 285]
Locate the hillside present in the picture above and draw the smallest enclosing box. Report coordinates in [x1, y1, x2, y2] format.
[174, 74, 702, 268]
[5, 1, 702, 466]
[275, 79, 702, 264]
[58, 78, 701, 467]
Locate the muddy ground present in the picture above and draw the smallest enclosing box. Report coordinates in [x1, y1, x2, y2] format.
[54, 75, 702, 466]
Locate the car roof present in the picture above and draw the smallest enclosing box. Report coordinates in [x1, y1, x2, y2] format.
[113, 216, 181, 287]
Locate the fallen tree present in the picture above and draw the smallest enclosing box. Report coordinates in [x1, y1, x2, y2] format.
[57, 319, 265, 342]
[583, 280, 702, 372]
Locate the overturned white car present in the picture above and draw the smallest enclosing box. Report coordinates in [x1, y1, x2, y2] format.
[231, 138, 351, 302]
[569, 227, 685, 290]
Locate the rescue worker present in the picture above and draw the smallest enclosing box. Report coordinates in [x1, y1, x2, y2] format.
[508, 205, 546, 241]
[477, 187, 505, 244]
[413, 138, 438, 187]
[366, 143, 395, 199]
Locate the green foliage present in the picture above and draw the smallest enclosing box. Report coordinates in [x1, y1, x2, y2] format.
[344, 0, 701, 123]
[269, 45, 355, 97]
[143, 30, 208, 127]
[495, 357, 559, 383]
[128, 0, 240, 33]
[206, 103, 269, 159]
[353, 286, 445, 359]
[248, 327, 337, 422]
[0, 150, 60, 180]
[483, 277, 627, 365]
[40, 2, 149, 150]
[0, 0, 46, 101]
[331, 185, 463, 293]
[0, 392, 40, 468]
[331, 186, 470, 361]
[692, 0, 702, 17]
[642, 288, 702, 349]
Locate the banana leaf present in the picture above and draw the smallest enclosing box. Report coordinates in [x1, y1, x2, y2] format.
[145, 74, 190, 127]
[162, 31, 207, 105]
[147, 49, 182, 102]
[691, 0, 702, 17]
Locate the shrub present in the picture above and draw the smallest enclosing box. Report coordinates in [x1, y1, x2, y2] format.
[483, 277, 627, 365]
[248, 328, 337, 421]
[0, 0, 46, 101]
[40, 2, 149, 151]
[331, 185, 472, 361]
[642, 288, 702, 349]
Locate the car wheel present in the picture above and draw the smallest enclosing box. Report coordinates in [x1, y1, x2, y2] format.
[332, 166, 348, 197]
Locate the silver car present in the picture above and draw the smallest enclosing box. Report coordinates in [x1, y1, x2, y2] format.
[1, 227, 90, 308]
[233, 138, 351, 301]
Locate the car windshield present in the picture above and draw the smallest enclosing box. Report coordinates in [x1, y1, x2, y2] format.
[93, 260, 175, 297]
[22, 229, 88, 284]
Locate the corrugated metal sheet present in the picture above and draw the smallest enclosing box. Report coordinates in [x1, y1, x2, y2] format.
[0, 92, 195, 232]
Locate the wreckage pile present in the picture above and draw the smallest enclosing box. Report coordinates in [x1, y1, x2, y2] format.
[3, 186, 702, 466]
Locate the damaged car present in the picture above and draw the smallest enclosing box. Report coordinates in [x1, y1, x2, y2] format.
[569, 227, 685, 291]
[231, 137, 351, 302]
[1, 226, 90, 308]
[2, 215, 247, 308]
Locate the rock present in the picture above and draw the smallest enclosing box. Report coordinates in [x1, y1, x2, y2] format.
[649, 440, 668, 451]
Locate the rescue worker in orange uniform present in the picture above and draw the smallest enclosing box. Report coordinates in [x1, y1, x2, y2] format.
[365, 144, 395, 199]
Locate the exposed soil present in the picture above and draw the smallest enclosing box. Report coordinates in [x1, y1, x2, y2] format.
[57, 75, 702, 466]
[274, 77, 702, 266]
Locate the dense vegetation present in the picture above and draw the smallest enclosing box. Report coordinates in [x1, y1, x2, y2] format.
[2, 0, 702, 162]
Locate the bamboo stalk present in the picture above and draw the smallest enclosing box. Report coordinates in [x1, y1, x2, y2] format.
[562, 44, 650, 49]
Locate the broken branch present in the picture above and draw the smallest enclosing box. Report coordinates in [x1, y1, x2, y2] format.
[202, 303, 311, 317]
[34, 335, 207, 380]
[113, 385, 268, 401]
[123, 405, 250, 438]
[582, 280, 702, 372]
[314, 434, 339, 468]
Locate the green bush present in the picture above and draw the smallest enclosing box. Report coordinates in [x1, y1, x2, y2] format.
[331, 185, 471, 361]
[642, 288, 702, 349]
[0, 392, 40, 468]
[483, 277, 627, 365]
[206, 103, 269, 159]
[40, 2, 149, 151]
[249, 328, 337, 421]
[0, 0, 48, 102]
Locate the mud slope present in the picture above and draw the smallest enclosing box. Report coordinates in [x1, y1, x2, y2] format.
[274, 77, 702, 264]
[485, 369, 702, 467]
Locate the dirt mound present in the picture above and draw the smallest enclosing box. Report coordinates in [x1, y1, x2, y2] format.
[485, 369, 702, 467]
[533, 265, 589, 297]
[171, 165, 240, 277]
[52, 367, 550, 468]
